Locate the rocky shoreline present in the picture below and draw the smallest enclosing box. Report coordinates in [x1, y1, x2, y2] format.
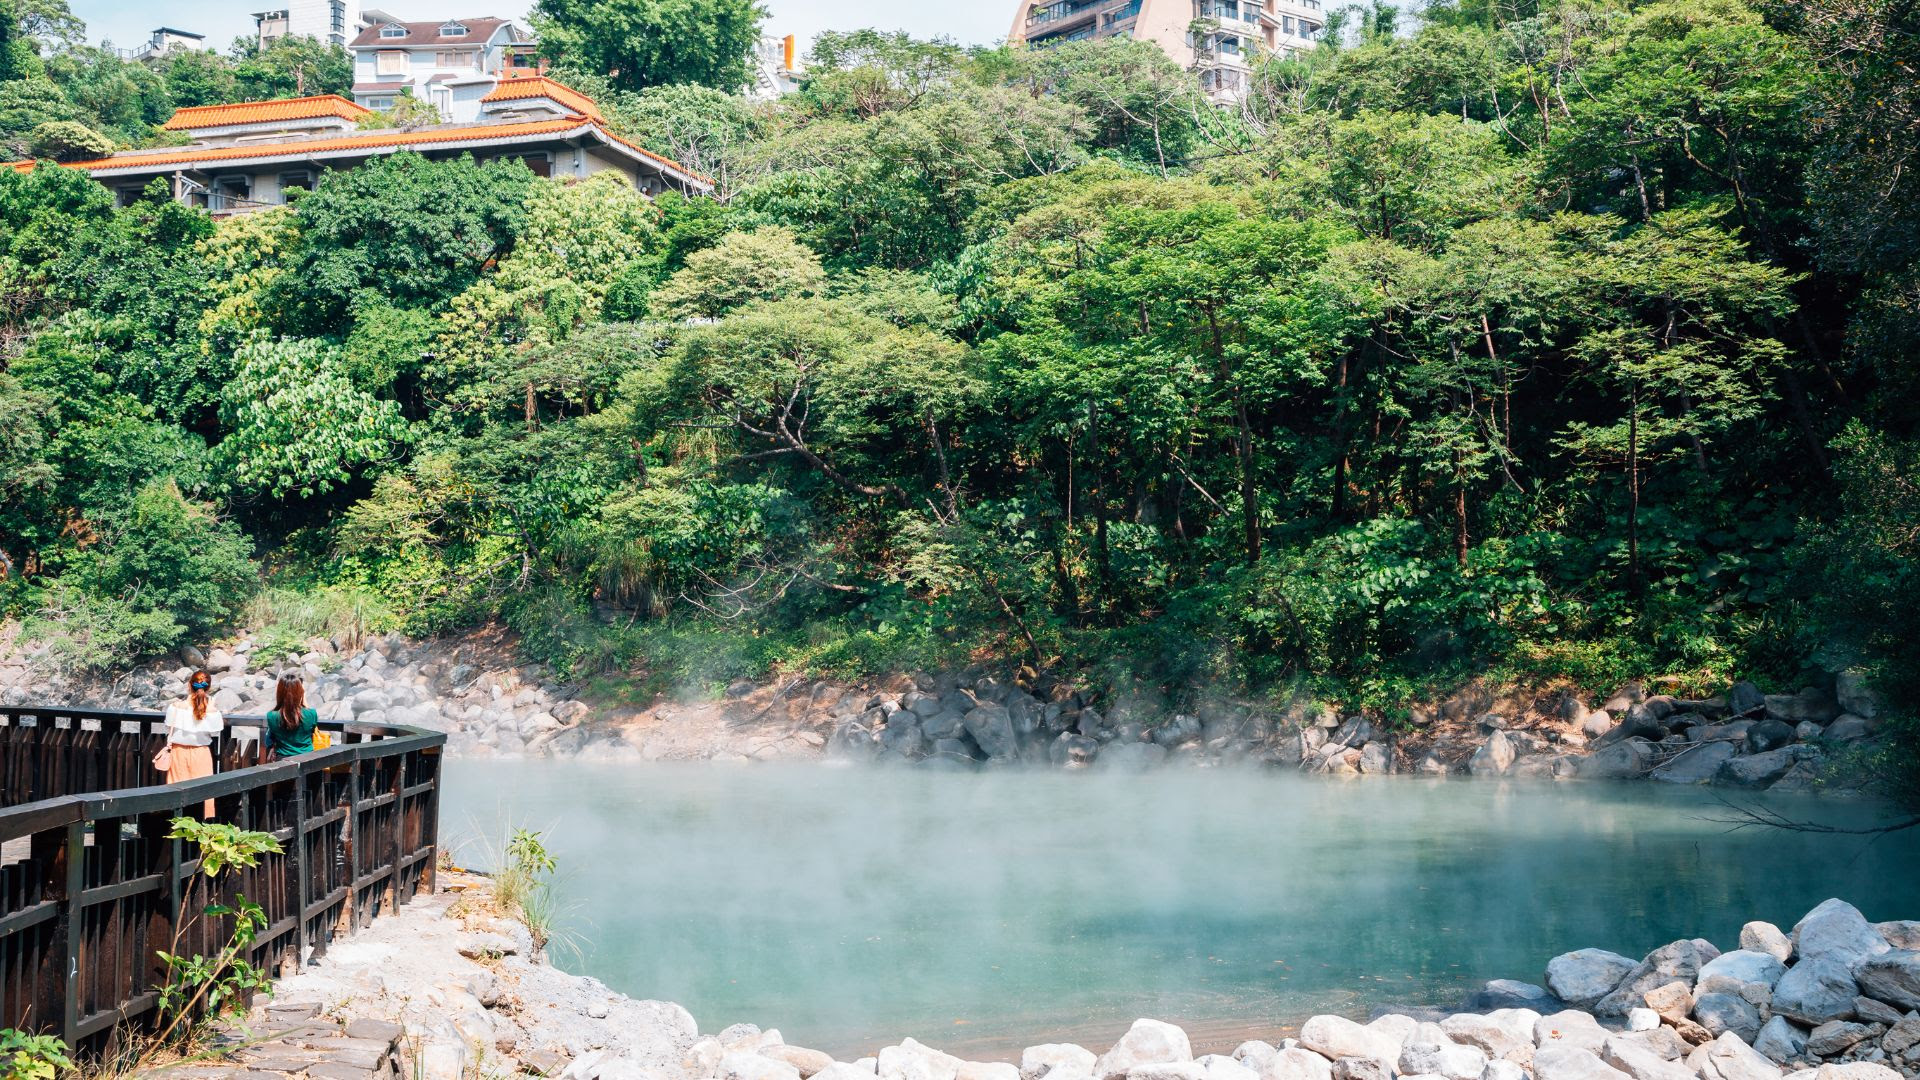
[144, 874, 1919, 1080]
[1, 625, 1892, 794]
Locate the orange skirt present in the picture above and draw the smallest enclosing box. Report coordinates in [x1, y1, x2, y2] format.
[167, 744, 216, 816]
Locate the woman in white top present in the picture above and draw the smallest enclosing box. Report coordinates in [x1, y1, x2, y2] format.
[163, 669, 224, 815]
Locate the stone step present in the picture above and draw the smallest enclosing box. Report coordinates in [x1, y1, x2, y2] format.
[137, 1010, 405, 1080]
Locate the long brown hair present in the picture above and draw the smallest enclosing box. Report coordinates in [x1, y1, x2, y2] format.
[274, 674, 307, 730]
[188, 669, 211, 721]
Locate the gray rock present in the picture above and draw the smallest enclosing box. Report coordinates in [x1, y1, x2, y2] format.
[1259, 1050, 1332, 1080]
[1600, 1038, 1694, 1080]
[1329, 1060, 1389, 1080]
[1813, 1065, 1902, 1080]
[1094, 1021, 1192, 1080]
[1718, 747, 1810, 788]
[1579, 739, 1657, 780]
[1532, 1047, 1631, 1080]
[1690, 1032, 1784, 1080]
[1694, 993, 1763, 1042]
[1741, 922, 1795, 964]
[1050, 732, 1099, 767]
[1874, 922, 1920, 951]
[1466, 981, 1561, 1013]
[1650, 741, 1738, 784]
[879, 719, 924, 758]
[1747, 718, 1798, 754]
[1535, 1011, 1610, 1054]
[1300, 1016, 1402, 1066]
[721, 1053, 802, 1080]
[1126, 1066, 1204, 1080]
[1357, 741, 1393, 775]
[1767, 687, 1840, 725]
[1834, 672, 1879, 720]
[1698, 950, 1789, 1000]
[1581, 710, 1616, 739]
[1795, 899, 1893, 969]
[1824, 716, 1871, 741]
[1231, 1044, 1278, 1072]
[963, 705, 1017, 759]
[1753, 1017, 1809, 1064]
[1023, 1046, 1096, 1080]
[1883, 1014, 1920, 1056]
[1469, 731, 1516, 777]
[1481, 1063, 1526, 1080]
[1595, 940, 1722, 1018]
[921, 710, 967, 741]
[1806, 1021, 1877, 1058]
[1773, 957, 1861, 1025]
[1851, 996, 1903, 1027]
[1439, 1011, 1539, 1063]
[1729, 682, 1768, 718]
[1615, 1028, 1688, 1061]
[1855, 951, 1920, 1011]
[1400, 1038, 1487, 1080]
[1196, 1055, 1258, 1080]
[881, 1041, 963, 1080]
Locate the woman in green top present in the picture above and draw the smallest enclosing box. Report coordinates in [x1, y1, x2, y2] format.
[265, 673, 320, 759]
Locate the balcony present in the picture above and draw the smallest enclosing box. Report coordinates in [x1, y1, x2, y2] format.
[1026, 0, 1104, 32]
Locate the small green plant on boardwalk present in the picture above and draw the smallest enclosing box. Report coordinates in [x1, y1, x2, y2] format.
[0, 1029, 72, 1079]
[142, 818, 284, 1062]
[497, 828, 558, 948]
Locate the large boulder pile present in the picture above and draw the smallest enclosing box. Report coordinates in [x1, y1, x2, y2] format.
[1535, 899, 1920, 1080]
[1448, 678, 1883, 793]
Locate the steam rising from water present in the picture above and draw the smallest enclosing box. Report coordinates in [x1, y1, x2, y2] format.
[442, 762, 1920, 1059]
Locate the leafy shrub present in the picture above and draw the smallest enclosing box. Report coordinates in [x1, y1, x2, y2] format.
[0, 1029, 71, 1080]
[71, 479, 256, 647]
[23, 584, 180, 675]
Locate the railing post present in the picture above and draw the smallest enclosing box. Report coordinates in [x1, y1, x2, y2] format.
[291, 768, 308, 967]
[390, 760, 404, 914]
[60, 818, 84, 1047]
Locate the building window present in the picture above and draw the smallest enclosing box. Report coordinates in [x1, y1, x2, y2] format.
[277, 171, 314, 199]
[506, 152, 553, 177]
[435, 49, 476, 66]
[331, 0, 345, 33]
[376, 50, 407, 75]
[116, 187, 145, 207]
[366, 96, 394, 109]
[439, 21, 468, 36]
[379, 23, 406, 37]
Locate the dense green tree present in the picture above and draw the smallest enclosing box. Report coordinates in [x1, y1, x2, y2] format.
[272, 152, 534, 335]
[531, 0, 765, 93]
[65, 478, 256, 646]
[229, 35, 351, 99]
[649, 225, 822, 320]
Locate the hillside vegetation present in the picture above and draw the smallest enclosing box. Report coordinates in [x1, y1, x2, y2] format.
[0, 0, 1914, 798]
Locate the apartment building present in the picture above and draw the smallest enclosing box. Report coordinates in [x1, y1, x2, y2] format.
[252, 0, 358, 48]
[347, 15, 538, 122]
[1006, 0, 1324, 101]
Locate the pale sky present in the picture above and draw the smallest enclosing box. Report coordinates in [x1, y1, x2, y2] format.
[70, 0, 1012, 55]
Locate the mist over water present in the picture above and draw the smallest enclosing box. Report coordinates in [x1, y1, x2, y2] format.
[441, 762, 1920, 1060]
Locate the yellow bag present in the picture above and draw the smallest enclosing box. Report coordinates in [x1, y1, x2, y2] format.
[314, 730, 333, 750]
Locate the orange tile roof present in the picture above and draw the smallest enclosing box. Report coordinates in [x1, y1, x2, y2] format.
[479, 73, 604, 122]
[162, 95, 371, 131]
[8, 160, 37, 173]
[71, 117, 592, 171]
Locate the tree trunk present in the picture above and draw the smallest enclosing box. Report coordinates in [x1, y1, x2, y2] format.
[1628, 381, 1642, 597]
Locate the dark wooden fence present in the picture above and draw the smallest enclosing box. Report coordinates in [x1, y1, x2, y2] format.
[0, 703, 445, 1049]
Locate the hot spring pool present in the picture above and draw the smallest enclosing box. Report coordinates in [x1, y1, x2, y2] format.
[439, 761, 1920, 1059]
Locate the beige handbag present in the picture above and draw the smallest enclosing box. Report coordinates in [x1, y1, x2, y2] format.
[152, 745, 173, 773]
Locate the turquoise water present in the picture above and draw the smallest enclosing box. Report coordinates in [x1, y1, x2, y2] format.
[440, 762, 1920, 1059]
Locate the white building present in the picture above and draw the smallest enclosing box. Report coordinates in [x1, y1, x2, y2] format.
[1007, 0, 1324, 103]
[132, 27, 206, 61]
[253, 0, 358, 49]
[749, 34, 802, 100]
[347, 16, 537, 122]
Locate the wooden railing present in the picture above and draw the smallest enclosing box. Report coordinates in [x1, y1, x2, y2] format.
[0, 703, 445, 1049]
